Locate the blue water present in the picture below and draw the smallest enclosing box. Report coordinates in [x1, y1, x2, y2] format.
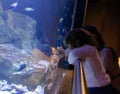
[0, 0, 71, 93]
[1, 0, 63, 46]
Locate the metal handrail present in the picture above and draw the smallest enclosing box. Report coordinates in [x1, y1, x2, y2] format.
[80, 62, 88, 94]
[72, 60, 88, 94]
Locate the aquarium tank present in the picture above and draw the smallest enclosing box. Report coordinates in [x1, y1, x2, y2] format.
[0, 0, 85, 94]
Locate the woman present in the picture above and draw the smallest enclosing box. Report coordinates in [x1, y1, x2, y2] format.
[64, 28, 118, 94]
[82, 25, 120, 79]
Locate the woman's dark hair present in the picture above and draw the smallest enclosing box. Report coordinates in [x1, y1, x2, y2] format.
[82, 25, 105, 46]
[64, 28, 97, 49]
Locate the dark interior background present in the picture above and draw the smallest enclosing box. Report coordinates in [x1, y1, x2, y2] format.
[84, 0, 120, 56]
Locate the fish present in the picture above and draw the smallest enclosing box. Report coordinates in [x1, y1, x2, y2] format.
[59, 18, 63, 22]
[24, 7, 35, 12]
[9, 1, 19, 10]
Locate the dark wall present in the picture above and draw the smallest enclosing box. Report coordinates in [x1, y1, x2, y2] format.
[84, 1, 120, 56]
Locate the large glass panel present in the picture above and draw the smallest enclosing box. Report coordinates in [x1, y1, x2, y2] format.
[0, 0, 69, 93]
[0, 0, 86, 93]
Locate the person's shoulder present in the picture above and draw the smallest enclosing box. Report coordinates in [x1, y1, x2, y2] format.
[101, 46, 118, 62]
[81, 45, 97, 53]
[71, 45, 96, 53]
[100, 46, 114, 56]
[101, 46, 116, 53]
[106, 47, 118, 61]
[101, 47, 111, 52]
[83, 45, 96, 50]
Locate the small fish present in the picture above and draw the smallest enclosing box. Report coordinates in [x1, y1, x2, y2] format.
[24, 7, 34, 12]
[17, 63, 26, 71]
[10, 1, 19, 10]
[59, 18, 63, 22]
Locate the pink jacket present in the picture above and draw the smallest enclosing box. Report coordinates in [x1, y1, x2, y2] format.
[68, 45, 111, 87]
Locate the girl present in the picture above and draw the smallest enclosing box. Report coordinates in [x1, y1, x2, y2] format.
[64, 28, 118, 94]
